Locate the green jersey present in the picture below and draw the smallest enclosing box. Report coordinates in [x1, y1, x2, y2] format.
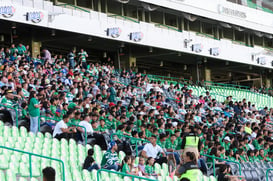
[28, 97, 40, 117]
[1, 96, 14, 107]
[122, 163, 130, 173]
[101, 150, 119, 167]
[145, 165, 154, 175]
[78, 51, 87, 62]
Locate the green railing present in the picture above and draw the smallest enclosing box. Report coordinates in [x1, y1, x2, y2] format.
[266, 168, 273, 181]
[196, 32, 219, 40]
[0, 145, 65, 180]
[0, 103, 19, 127]
[110, 133, 149, 156]
[68, 122, 87, 145]
[40, 116, 88, 145]
[97, 169, 156, 181]
[108, 14, 140, 24]
[155, 24, 182, 32]
[56, 3, 90, 13]
[201, 154, 241, 177]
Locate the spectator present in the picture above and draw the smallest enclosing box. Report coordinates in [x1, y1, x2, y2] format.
[121, 155, 137, 175]
[101, 141, 120, 171]
[53, 114, 77, 140]
[145, 157, 158, 177]
[28, 91, 41, 134]
[141, 135, 167, 165]
[42, 167, 55, 181]
[217, 164, 245, 181]
[83, 148, 99, 171]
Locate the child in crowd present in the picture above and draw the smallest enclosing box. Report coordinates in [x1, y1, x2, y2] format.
[167, 154, 176, 179]
[82, 149, 99, 171]
[145, 157, 158, 178]
[138, 157, 148, 177]
[121, 155, 137, 175]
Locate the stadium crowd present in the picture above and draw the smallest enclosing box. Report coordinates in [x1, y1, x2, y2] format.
[1, 42, 273, 180]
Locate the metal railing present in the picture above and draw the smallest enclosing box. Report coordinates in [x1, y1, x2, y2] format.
[97, 169, 156, 181]
[40, 116, 88, 145]
[155, 23, 182, 32]
[201, 154, 241, 177]
[110, 133, 149, 156]
[108, 14, 140, 23]
[0, 145, 65, 180]
[56, 3, 90, 13]
[266, 168, 273, 181]
[0, 103, 19, 127]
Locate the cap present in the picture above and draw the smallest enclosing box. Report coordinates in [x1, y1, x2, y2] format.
[224, 136, 231, 142]
[108, 141, 116, 150]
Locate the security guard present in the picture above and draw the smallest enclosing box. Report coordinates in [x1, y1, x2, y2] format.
[175, 152, 203, 181]
[181, 126, 201, 161]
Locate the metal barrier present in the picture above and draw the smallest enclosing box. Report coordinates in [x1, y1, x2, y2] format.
[0, 103, 19, 127]
[266, 168, 273, 181]
[0, 145, 65, 181]
[201, 154, 241, 177]
[110, 133, 149, 156]
[40, 116, 88, 145]
[97, 169, 156, 181]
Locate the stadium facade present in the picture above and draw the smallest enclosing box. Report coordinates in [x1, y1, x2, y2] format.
[0, 0, 273, 87]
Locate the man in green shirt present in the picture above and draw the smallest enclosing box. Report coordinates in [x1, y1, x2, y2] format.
[101, 141, 120, 171]
[78, 49, 88, 69]
[28, 91, 41, 134]
[166, 134, 180, 165]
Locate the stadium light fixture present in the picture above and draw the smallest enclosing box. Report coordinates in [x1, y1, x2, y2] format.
[88, 37, 92, 41]
[149, 47, 153, 53]
[184, 65, 187, 70]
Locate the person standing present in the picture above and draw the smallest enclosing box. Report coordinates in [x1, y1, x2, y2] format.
[78, 49, 88, 69]
[107, 82, 116, 104]
[68, 49, 76, 69]
[181, 126, 201, 161]
[28, 91, 41, 134]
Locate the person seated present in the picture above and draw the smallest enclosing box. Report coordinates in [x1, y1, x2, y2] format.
[101, 141, 121, 171]
[121, 155, 137, 175]
[82, 149, 100, 172]
[141, 135, 167, 165]
[217, 164, 246, 181]
[138, 157, 148, 177]
[145, 157, 159, 178]
[53, 114, 77, 141]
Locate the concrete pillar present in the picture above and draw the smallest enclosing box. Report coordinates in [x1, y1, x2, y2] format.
[31, 41, 41, 58]
[119, 54, 136, 70]
[204, 67, 211, 82]
[265, 78, 271, 88]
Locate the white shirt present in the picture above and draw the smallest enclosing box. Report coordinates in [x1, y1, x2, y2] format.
[53, 120, 68, 137]
[79, 120, 93, 134]
[143, 143, 163, 159]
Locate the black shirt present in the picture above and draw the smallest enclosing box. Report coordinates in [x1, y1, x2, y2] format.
[217, 173, 229, 181]
[178, 161, 198, 175]
[83, 156, 95, 170]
